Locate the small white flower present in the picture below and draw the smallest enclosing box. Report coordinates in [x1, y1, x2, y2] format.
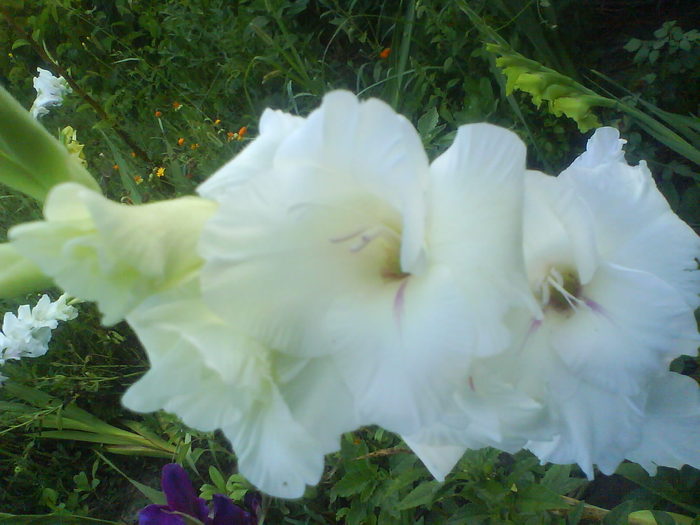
[29, 67, 71, 119]
[0, 294, 78, 363]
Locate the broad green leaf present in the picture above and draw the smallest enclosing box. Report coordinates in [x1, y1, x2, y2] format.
[617, 463, 700, 515]
[515, 484, 567, 513]
[396, 481, 441, 510]
[603, 501, 633, 524]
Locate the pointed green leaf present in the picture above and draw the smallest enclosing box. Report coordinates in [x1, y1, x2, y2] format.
[0, 86, 100, 201]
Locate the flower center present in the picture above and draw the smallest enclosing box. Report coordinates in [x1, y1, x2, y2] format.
[538, 266, 583, 314]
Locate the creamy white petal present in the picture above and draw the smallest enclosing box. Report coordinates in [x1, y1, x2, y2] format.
[402, 438, 466, 481]
[198, 91, 429, 355]
[123, 278, 354, 499]
[561, 128, 700, 308]
[326, 265, 475, 434]
[428, 123, 533, 355]
[552, 263, 698, 395]
[526, 362, 645, 478]
[222, 388, 325, 499]
[568, 127, 626, 169]
[626, 372, 700, 474]
[198, 109, 304, 198]
[524, 170, 599, 285]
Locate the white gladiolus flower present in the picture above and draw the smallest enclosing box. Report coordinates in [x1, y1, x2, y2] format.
[0, 293, 77, 363]
[197, 91, 531, 437]
[404, 127, 700, 481]
[29, 67, 71, 119]
[522, 127, 700, 476]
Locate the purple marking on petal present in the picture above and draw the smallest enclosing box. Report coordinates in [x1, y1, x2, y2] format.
[468, 376, 476, 392]
[393, 279, 409, 327]
[528, 318, 542, 334]
[584, 297, 604, 313]
[138, 504, 187, 525]
[515, 318, 542, 355]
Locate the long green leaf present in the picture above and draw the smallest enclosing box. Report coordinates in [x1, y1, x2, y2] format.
[0, 513, 122, 525]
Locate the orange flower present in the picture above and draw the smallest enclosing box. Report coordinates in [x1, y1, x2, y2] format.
[172, 101, 182, 110]
[237, 126, 248, 140]
[190, 143, 200, 150]
[177, 137, 186, 146]
[226, 131, 236, 142]
[112, 164, 119, 171]
[133, 175, 143, 184]
[156, 167, 166, 178]
[379, 47, 391, 59]
[154, 110, 163, 118]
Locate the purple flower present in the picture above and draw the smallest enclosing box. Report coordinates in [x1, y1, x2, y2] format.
[138, 464, 259, 525]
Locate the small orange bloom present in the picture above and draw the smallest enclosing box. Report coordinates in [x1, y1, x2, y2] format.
[133, 175, 143, 184]
[112, 164, 119, 171]
[237, 126, 248, 138]
[226, 131, 236, 142]
[130, 151, 137, 158]
[379, 47, 391, 59]
[154, 110, 163, 118]
[190, 143, 200, 150]
[172, 101, 182, 110]
[156, 167, 166, 178]
[177, 137, 186, 146]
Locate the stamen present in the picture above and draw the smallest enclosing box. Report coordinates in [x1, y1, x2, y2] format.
[329, 228, 365, 243]
[546, 274, 584, 310]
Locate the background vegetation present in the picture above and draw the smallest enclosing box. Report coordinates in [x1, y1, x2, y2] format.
[0, 0, 698, 523]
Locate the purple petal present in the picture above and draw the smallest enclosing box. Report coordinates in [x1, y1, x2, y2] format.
[161, 463, 209, 521]
[211, 494, 255, 525]
[244, 492, 262, 519]
[138, 504, 187, 525]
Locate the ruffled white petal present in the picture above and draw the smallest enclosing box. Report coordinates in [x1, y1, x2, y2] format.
[561, 127, 700, 308]
[123, 278, 356, 498]
[428, 123, 534, 355]
[198, 109, 304, 198]
[198, 91, 430, 355]
[326, 265, 475, 434]
[552, 263, 698, 395]
[626, 372, 700, 474]
[402, 438, 466, 481]
[524, 170, 599, 285]
[526, 363, 645, 478]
